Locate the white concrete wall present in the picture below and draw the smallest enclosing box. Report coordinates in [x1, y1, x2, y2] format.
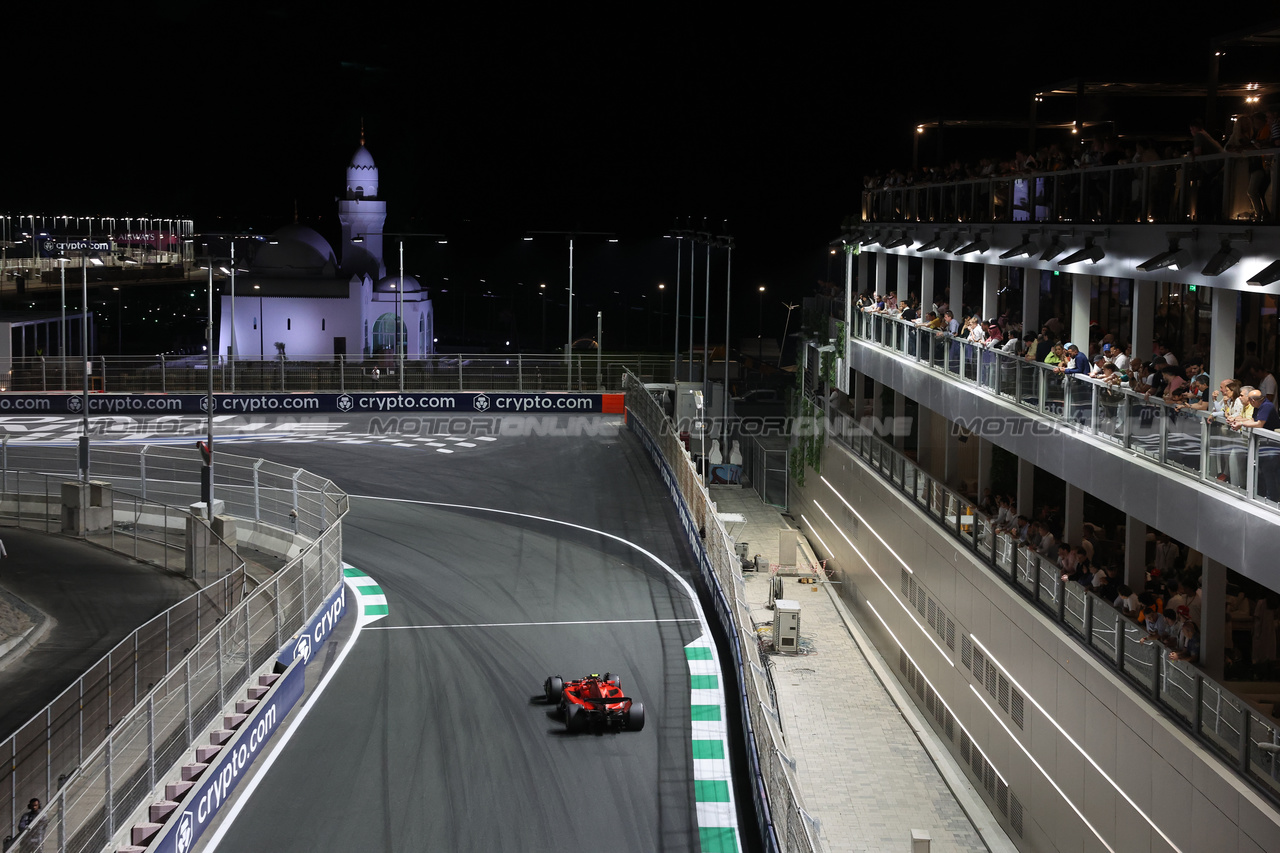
[791, 442, 1280, 853]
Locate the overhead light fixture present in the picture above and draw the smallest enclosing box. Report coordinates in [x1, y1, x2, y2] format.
[915, 231, 944, 252]
[1202, 238, 1242, 276]
[1137, 234, 1194, 272]
[942, 233, 964, 253]
[1058, 237, 1104, 266]
[859, 231, 880, 247]
[999, 233, 1039, 259]
[954, 236, 989, 255]
[1034, 234, 1064, 261]
[881, 232, 913, 249]
[1246, 260, 1280, 287]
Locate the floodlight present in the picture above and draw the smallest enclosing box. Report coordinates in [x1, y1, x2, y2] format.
[954, 237, 989, 255]
[915, 232, 945, 252]
[1058, 238, 1105, 266]
[1137, 238, 1191, 272]
[999, 236, 1039, 259]
[881, 234, 914, 249]
[942, 233, 964, 253]
[1038, 237, 1066, 262]
[1201, 240, 1241, 276]
[1246, 260, 1280, 287]
[859, 231, 880, 247]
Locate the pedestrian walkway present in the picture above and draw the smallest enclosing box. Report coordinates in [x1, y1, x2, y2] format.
[708, 486, 1015, 853]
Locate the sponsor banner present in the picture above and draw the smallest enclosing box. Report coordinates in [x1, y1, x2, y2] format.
[153, 660, 306, 853]
[277, 584, 346, 667]
[113, 230, 178, 249]
[37, 237, 112, 257]
[0, 392, 616, 415]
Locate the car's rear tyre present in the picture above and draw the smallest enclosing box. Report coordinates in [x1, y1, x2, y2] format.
[545, 676, 563, 703]
[604, 672, 621, 688]
[565, 703, 585, 733]
[626, 701, 645, 732]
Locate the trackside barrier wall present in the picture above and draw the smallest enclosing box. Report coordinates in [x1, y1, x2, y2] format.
[146, 657, 307, 853]
[0, 445, 347, 853]
[623, 372, 819, 853]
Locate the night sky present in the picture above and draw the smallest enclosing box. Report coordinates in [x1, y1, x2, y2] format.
[9, 6, 1279, 349]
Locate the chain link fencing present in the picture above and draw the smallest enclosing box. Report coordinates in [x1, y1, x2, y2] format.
[623, 372, 817, 853]
[0, 445, 346, 852]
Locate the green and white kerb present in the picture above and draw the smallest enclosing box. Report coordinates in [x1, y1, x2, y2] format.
[342, 565, 388, 626]
[686, 635, 740, 853]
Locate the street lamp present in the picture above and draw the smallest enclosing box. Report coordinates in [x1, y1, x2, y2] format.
[757, 285, 766, 362]
[539, 283, 547, 350]
[525, 230, 614, 370]
[657, 283, 665, 350]
[356, 231, 444, 391]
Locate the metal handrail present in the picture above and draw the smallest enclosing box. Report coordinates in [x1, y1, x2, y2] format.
[850, 310, 1280, 512]
[861, 149, 1279, 226]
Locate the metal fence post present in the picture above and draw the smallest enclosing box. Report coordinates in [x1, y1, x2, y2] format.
[274, 575, 283, 650]
[1115, 612, 1126, 668]
[339, 354, 345, 394]
[184, 658, 192, 745]
[253, 459, 263, 522]
[216, 628, 224, 706]
[458, 356, 464, 391]
[147, 696, 156, 792]
[1193, 674, 1204, 735]
[160, 354, 166, 393]
[244, 614, 252, 683]
[1239, 712, 1251, 773]
[1083, 594, 1095, 646]
[518, 354, 523, 391]
[45, 706, 51, 805]
[104, 735, 113, 838]
[139, 445, 149, 501]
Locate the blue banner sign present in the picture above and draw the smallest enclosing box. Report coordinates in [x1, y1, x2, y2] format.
[277, 584, 346, 667]
[151, 660, 305, 853]
[0, 392, 615, 415]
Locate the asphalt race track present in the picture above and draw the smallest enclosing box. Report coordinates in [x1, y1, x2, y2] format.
[181, 414, 722, 852]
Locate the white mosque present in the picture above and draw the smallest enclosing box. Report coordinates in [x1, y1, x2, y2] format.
[216, 136, 433, 362]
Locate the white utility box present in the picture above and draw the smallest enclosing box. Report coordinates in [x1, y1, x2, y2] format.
[773, 599, 801, 653]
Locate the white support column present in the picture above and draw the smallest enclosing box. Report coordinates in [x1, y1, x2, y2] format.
[1210, 287, 1238, 386]
[1021, 268, 1039, 335]
[857, 250, 869, 296]
[921, 258, 936, 317]
[843, 246, 854, 389]
[1132, 278, 1156, 361]
[1200, 557, 1227, 680]
[897, 253, 910, 301]
[950, 259, 965, 313]
[874, 251, 887, 297]
[943, 417, 959, 488]
[1070, 273, 1092, 349]
[976, 436, 991, 500]
[1063, 483, 1085, 546]
[1016, 457, 1035, 519]
[1124, 514, 1147, 593]
[981, 262, 999, 322]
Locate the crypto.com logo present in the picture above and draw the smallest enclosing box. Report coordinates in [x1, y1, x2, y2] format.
[336, 394, 354, 412]
[175, 810, 195, 853]
[473, 394, 491, 412]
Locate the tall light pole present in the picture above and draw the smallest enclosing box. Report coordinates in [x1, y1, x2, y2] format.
[539, 283, 547, 349]
[525, 230, 615, 379]
[673, 228, 683, 382]
[657, 283, 665, 351]
[722, 236, 734, 433]
[204, 261, 214, 516]
[59, 258, 68, 391]
[757, 285, 766, 362]
[779, 302, 799, 368]
[79, 251, 89, 483]
[230, 241, 237, 392]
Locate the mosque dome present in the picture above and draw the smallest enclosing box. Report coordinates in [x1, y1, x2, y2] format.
[346, 144, 379, 198]
[252, 224, 338, 275]
[374, 273, 423, 293]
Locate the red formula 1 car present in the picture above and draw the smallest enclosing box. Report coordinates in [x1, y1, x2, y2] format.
[543, 672, 645, 733]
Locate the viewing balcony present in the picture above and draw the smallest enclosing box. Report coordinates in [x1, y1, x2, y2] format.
[861, 150, 1279, 227]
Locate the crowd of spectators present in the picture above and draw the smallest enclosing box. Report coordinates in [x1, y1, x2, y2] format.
[863, 104, 1280, 222]
[975, 492, 1280, 677]
[857, 289, 1280, 495]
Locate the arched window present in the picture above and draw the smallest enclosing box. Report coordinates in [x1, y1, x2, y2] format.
[372, 313, 405, 355]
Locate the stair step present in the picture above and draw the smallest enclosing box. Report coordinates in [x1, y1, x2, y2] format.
[149, 801, 179, 822]
[181, 763, 208, 781]
[131, 823, 162, 846]
[165, 780, 194, 801]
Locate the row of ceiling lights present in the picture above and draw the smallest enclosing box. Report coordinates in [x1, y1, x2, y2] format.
[844, 227, 1280, 286]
